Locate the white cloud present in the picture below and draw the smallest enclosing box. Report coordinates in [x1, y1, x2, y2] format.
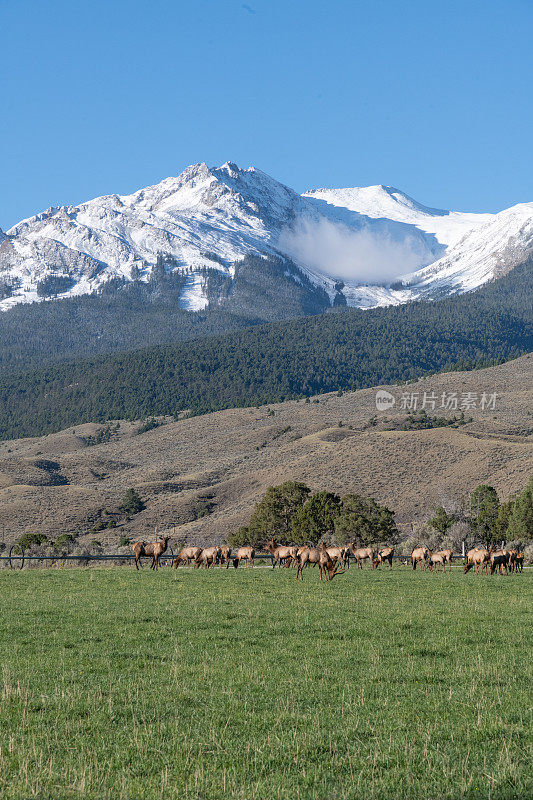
[278, 216, 427, 284]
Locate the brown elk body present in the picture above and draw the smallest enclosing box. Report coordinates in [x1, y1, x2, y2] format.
[264, 539, 295, 569]
[296, 544, 344, 581]
[325, 546, 344, 567]
[296, 546, 320, 580]
[173, 546, 202, 568]
[132, 534, 171, 571]
[219, 545, 232, 568]
[376, 547, 394, 569]
[287, 545, 299, 566]
[411, 546, 429, 570]
[427, 549, 453, 573]
[195, 546, 221, 569]
[464, 548, 489, 574]
[490, 549, 509, 575]
[233, 546, 255, 568]
[349, 544, 376, 568]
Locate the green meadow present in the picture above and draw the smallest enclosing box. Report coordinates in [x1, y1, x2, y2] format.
[0, 565, 530, 800]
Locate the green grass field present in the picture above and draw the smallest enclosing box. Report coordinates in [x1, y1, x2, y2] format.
[0, 565, 531, 800]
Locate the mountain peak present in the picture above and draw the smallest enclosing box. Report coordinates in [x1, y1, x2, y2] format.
[218, 161, 242, 178]
[1, 162, 531, 314]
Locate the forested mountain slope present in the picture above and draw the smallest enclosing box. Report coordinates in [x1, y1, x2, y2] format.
[0, 257, 531, 440]
[0, 255, 329, 371]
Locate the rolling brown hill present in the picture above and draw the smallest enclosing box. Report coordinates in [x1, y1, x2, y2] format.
[0, 355, 531, 554]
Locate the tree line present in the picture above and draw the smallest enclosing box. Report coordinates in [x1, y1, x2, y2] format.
[228, 476, 533, 551]
[0, 257, 531, 440]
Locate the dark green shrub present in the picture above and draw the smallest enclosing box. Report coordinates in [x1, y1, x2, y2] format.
[137, 417, 161, 435]
[18, 532, 48, 550]
[53, 534, 75, 551]
[119, 488, 145, 515]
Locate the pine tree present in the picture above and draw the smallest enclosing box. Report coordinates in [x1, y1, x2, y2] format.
[334, 494, 398, 546]
[429, 506, 455, 535]
[470, 485, 500, 547]
[246, 482, 311, 545]
[289, 492, 341, 544]
[119, 488, 145, 516]
[507, 477, 533, 541]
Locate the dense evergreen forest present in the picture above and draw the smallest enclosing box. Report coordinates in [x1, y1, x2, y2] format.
[0, 255, 329, 371]
[0, 257, 531, 440]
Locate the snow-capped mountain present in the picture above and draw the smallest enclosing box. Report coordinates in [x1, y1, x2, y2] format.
[1, 162, 532, 312]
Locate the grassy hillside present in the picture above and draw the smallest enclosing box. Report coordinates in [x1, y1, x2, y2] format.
[0, 567, 530, 800]
[0, 356, 531, 548]
[0, 258, 531, 440]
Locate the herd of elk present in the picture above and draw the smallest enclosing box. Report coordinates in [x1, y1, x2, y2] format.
[133, 533, 525, 577]
[507, 549, 524, 573]
[173, 545, 233, 569]
[462, 546, 524, 575]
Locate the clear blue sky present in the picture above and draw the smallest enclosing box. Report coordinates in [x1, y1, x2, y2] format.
[1, 0, 532, 229]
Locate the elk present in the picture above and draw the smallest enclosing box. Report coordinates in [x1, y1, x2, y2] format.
[287, 545, 299, 566]
[348, 544, 376, 568]
[195, 546, 220, 569]
[173, 545, 202, 568]
[296, 545, 308, 562]
[319, 543, 345, 581]
[464, 548, 489, 574]
[296, 545, 321, 580]
[340, 546, 351, 568]
[427, 550, 453, 573]
[218, 545, 232, 568]
[507, 550, 517, 572]
[233, 546, 255, 568]
[515, 552, 524, 573]
[376, 546, 394, 569]
[132, 532, 171, 571]
[296, 543, 344, 581]
[411, 546, 429, 570]
[325, 545, 345, 567]
[489, 548, 509, 575]
[264, 539, 295, 569]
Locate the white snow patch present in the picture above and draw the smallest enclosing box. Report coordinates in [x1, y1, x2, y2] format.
[179, 273, 207, 311]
